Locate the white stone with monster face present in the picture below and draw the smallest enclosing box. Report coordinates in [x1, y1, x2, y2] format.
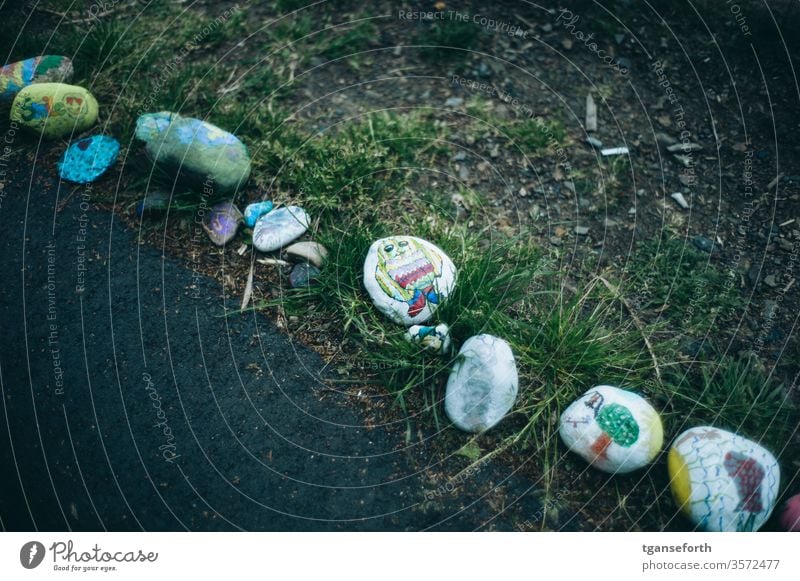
[559, 385, 663, 474]
[444, 334, 518, 433]
[668, 426, 780, 532]
[363, 236, 456, 325]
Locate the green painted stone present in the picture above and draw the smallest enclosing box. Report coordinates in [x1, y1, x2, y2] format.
[10, 83, 98, 138]
[135, 112, 251, 194]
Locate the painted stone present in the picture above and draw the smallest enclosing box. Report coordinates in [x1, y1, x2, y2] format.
[559, 385, 663, 474]
[363, 236, 456, 326]
[135, 191, 170, 217]
[57, 135, 120, 184]
[244, 200, 274, 228]
[252, 205, 309, 253]
[10, 83, 98, 138]
[0, 56, 73, 103]
[444, 334, 518, 433]
[668, 426, 780, 532]
[289, 263, 321, 288]
[780, 494, 800, 532]
[405, 323, 451, 354]
[285, 241, 328, 268]
[203, 202, 242, 246]
[135, 112, 251, 194]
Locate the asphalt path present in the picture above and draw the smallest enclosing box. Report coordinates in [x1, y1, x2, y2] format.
[0, 163, 546, 531]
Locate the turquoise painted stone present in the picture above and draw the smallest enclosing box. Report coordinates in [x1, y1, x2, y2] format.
[203, 201, 242, 246]
[244, 200, 274, 228]
[0, 56, 73, 103]
[135, 112, 251, 194]
[58, 135, 120, 184]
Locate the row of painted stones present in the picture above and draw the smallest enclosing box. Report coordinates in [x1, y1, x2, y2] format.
[363, 236, 798, 532]
[4, 56, 797, 533]
[2, 56, 321, 282]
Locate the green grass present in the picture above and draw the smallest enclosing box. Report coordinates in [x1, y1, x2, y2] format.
[465, 99, 567, 156]
[417, 18, 481, 60]
[622, 235, 743, 329]
[656, 354, 796, 452]
[258, 110, 446, 216]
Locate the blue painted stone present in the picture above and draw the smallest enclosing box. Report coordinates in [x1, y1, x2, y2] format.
[289, 263, 320, 288]
[135, 112, 251, 194]
[244, 200, 274, 228]
[58, 135, 120, 184]
[203, 201, 242, 246]
[135, 191, 170, 217]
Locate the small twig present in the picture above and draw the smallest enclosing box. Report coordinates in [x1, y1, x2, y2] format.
[56, 185, 82, 213]
[36, 6, 117, 24]
[514, 13, 537, 32]
[594, 275, 663, 386]
[256, 257, 291, 267]
[766, 173, 784, 190]
[241, 257, 255, 311]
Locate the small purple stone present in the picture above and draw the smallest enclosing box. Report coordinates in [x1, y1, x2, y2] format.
[203, 201, 242, 246]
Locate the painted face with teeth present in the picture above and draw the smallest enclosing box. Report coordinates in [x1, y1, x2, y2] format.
[375, 236, 444, 318]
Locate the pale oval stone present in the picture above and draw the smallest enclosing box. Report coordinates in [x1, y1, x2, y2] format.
[135, 112, 251, 194]
[285, 241, 328, 268]
[10, 83, 98, 138]
[363, 236, 456, 325]
[252, 206, 309, 252]
[668, 426, 780, 532]
[559, 385, 663, 474]
[405, 323, 451, 354]
[444, 334, 518, 433]
[0, 55, 73, 103]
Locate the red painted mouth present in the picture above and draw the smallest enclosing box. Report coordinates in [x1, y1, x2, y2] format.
[393, 262, 434, 289]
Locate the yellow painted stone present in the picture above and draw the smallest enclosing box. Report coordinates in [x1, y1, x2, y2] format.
[667, 447, 692, 516]
[10, 82, 98, 138]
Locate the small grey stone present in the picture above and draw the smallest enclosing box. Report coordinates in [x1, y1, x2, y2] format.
[671, 192, 689, 209]
[655, 132, 678, 146]
[549, 236, 562, 246]
[451, 151, 467, 161]
[289, 263, 320, 288]
[764, 274, 778, 288]
[615, 57, 631, 71]
[574, 225, 589, 235]
[445, 97, 464, 107]
[586, 136, 603, 149]
[692, 235, 714, 253]
[667, 142, 703, 153]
